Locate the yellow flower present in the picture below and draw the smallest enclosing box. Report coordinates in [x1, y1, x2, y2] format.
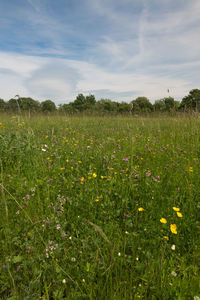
[138, 207, 144, 212]
[170, 224, 177, 234]
[45, 135, 48, 138]
[60, 168, 65, 171]
[93, 173, 97, 178]
[163, 236, 169, 240]
[177, 212, 183, 218]
[189, 167, 193, 172]
[173, 207, 180, 212]
[160, 218, 167, 224]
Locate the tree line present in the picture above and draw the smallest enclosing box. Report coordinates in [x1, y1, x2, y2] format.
[0, 89, 200, 114]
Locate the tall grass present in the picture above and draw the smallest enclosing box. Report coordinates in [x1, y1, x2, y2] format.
[0, 114, 199, 299]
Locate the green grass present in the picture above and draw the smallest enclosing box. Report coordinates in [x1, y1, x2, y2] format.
[0, 114, 199, 299]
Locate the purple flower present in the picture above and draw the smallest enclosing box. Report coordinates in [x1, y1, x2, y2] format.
[123, 157, 130, 162]
[47, 178, 53, 183]
[120, 169, 124, 173]
[146, 172, 151, 177]
[25, 194, 30, 199]
[135, 174, 139, 179]
[17, 265, 21, 271]
[2, 264, 7, 269]
[61, 232, 66, 238]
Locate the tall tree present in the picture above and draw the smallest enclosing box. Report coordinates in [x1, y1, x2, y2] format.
[180, 89, 200, 111]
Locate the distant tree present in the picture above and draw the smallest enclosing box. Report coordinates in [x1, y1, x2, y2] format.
[117, 102, 131, 113]
[58, 103, 74, 113]
[180, 89, 200, 111]
[96, 99, 114, 112]
[41, 100, 56, 112]
[85, 95, 96, 107]
[7, 98, 20, 111]
[153, 99, 165, 112]
[72, 94, 86, 111]
[163, 97, 176, 112]
[20, 97, 41, 112]
[0, 98, 6, 111]
[131, 97, 153, 113]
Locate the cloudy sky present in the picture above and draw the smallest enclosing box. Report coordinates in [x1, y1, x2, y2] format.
[0, 0, 200, 104]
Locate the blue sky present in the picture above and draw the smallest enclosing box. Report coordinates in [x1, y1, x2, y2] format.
[0, 0, 200, 104]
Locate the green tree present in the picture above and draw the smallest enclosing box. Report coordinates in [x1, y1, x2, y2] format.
[153, 99, 165, 112]
[20, 97, 41, 112]
[131, 97, 153, 113]
[0, 98, 6, 111]
[163, 97, 176, 112]
[180, 89, 200, 111]
[41, 100, 56, 112]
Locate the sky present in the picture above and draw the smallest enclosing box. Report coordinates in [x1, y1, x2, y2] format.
[0, 0, 200, 104]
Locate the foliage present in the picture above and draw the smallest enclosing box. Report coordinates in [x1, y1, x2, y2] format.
[0, 89, 199, 114]
[131, 97, 153, 113]
[180, 89, 200, 111]
[41, 100, 57, 112]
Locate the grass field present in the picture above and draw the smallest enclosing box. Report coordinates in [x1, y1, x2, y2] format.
[0, 114, 199, 299]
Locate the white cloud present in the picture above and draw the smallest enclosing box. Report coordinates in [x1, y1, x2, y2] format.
[0, 51, 192, 103]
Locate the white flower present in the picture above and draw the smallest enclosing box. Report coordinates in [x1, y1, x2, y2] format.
[42, 148, 46, 152]
[171, 271, 177, 277]
[71, 257, 76, 262]
[118, 252, 121, 257]
[62, 279, 66, 284]
[194, 297, 200, 300]
[171, 244, 176, 251]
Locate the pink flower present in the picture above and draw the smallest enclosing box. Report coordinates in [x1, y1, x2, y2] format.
[123, 157, 130, 162]
[25, 194, 30, 199]
[146, 172, 151, 177]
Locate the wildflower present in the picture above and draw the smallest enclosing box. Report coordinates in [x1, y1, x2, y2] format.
[60, 168, 65, 171]
[25, 194, 30, 199]
[118, 252, 121, 257]
[146, 172, 151, 177]
[138, 207, 144, 212]
[163, 236, 169, 240]
[189, 167, 193, 172]
[123, 157, 130, 162]
[170, 224, 177, 234]
[173, 207, 180, 212]
[56, 224, 61, 230]
[160, 218, 167, 224]
[177, 212, 183, 218]
[61, 232, 66, 238]
[171, 271, 177, 277]
[62, 279, 66, 284]
[17, 265, 21, 271]
[93, 173, 97, 178]
[47, 178, 53, 183]
[71, 257, 76, 262]
[45, 135, 48, 139]
[171, 244, 176, 250]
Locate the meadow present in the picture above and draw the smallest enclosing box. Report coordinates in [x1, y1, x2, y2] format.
[0, 114, 199, 299]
